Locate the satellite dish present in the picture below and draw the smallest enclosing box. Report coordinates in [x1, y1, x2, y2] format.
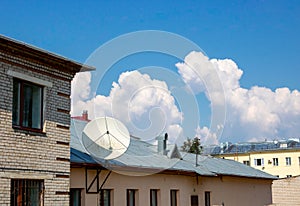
[82, 117, 130, 160]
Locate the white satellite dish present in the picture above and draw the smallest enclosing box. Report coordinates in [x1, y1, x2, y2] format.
[82, 117, 130, 160]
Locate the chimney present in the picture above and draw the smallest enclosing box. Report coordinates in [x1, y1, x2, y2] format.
[163, 133, 168, 151]
[156, 133, 168, 155]
[82, 110, 88, 121]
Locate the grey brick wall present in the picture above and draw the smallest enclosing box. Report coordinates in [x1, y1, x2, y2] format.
[0, 50, 77, 205]
[272, 176, 300, 206]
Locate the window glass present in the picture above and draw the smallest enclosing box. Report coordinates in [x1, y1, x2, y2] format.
[191, 195, 199, 206]
[273, 158, 279, 166]
[150, 189, 158, 206]
[12, 81, 20, 125]
[22, 83, 42, 129]
[70, 189, 81, 206]
[13, 79, 43, 130]
[286, 157, 291, 166]
[100, 189, 111, 206]
[11, 179, 44, 206]
[205, 191, 211, 206]
[243, 160, 250, 166]
[170, 190, 177, 206]
[127, 189, 136, 206]
[254, 158, 264, 166]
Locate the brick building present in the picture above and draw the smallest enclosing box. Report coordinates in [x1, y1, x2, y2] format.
[271, 175, 300, 206]
[0, 35, 93, 205]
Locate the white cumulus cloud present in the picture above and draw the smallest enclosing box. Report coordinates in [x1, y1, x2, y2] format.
[176, 51, 300, 142]
[72, 51, 300, 145]
[195, 126, 219, 145]
[71, 70, 183, 143]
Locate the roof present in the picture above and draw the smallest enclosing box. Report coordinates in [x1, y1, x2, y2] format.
[182, 153, 275, 179]
[70, 118, 276, 180]
[72, 116, 91, 121]
[203, 139, 300, 155]
[0, 35, 95, 73]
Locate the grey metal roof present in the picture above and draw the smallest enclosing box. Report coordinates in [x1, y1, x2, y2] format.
[70, 118, 276, 180]
[182, 153, 275, 179]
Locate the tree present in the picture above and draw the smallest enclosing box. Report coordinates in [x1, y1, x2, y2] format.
[181, 137, 202, 166]
[181, 137, 202, 154]
[181, 138, 192, 152]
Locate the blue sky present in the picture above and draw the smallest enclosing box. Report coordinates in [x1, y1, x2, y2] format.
[2, 0, 300, 144]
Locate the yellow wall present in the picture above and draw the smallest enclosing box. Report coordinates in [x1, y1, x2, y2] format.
[70, 167, 273, 206]
[217, 150, 300, 178]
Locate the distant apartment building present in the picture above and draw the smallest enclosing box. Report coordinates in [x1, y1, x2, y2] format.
[70, 114, 276, 206]
[0, 35, 93, 205]
[204, 140, 300, 178]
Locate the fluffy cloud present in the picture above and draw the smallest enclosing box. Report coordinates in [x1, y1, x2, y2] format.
[71, 71, 91, 104]
[71, 70, 183, 143]
[72, 51, 300, 145]
[176, 51, 300, 142]
[176, 52, 225, 106]
[195, 126, 219, 145]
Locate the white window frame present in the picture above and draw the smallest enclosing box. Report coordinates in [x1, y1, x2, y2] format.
[254, 158, 264, 166]
[273, 158, 279, 166]
[286, 157, 292, 166]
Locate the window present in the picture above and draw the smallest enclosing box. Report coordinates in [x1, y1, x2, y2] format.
[127, 189, 136, 206]
[286, 157, 291, 166]
[273, 158, 279, 166]
[205, 191, 211, 206]
[287, 175, 292, 178]
[100, 189, 111, 206]
[254, 158, 264, 166]
[11, 179, 44, 206]
[13, 79, 43, 131]
[170, 190, 177, 206]
[298, 157, 300, 165]
[150, 189, 158, 206]
[70, 189, 81, 206]
[191, 195, 199, 206]
[243, 160, 250, 166]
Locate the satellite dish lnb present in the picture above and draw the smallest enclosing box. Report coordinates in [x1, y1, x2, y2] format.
[82, 117, 130, 160]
